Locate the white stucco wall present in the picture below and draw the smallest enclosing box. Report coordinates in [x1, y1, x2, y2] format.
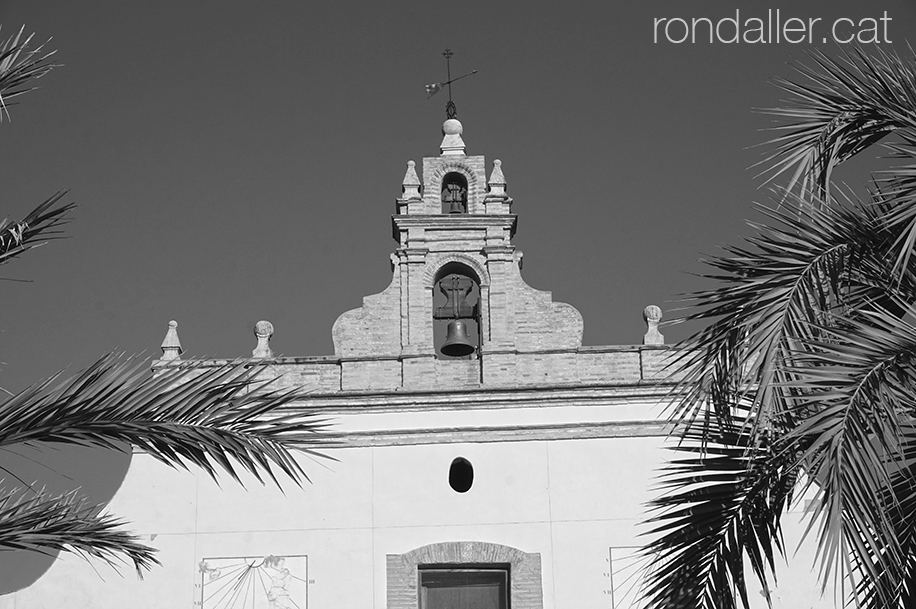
[1, 435, 836, 609]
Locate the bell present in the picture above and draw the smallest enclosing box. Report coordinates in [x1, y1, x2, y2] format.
[446, 199, 465, 214]
[441, 320, 475, 357]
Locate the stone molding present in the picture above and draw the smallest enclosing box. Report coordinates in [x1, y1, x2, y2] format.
[387, 541, 543, 609]
[326, 420, 670, 448]
[277, 382, 674, 413]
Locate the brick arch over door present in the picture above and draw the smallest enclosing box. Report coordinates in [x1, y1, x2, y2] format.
[386, 541, 543, 609]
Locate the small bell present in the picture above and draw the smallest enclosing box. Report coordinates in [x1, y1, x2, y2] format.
[441, 320, 475, 357]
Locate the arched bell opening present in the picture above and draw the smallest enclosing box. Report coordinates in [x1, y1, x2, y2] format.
[432, 263, 481, 360]
[441, 172, 468, 214]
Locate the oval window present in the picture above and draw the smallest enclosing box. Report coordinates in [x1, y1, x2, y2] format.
[449, 457, 474, 493]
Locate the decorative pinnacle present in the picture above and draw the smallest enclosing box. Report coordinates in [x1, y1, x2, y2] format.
[402, 160, 421, 200]
[160, 320, 183, 361]
[486, 159, 507, 198]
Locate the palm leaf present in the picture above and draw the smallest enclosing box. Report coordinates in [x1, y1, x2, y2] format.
[758, 45, 916, 200]
[0, 487, 157, 576]
[0, 25, 57, 122]
[0, 353, 335, 487]
[641, 421, 796, 609]
[779, 307, 916, 607]
[0, 191, 75, 269]
[0, 353, 336, 572]
[645, 45, 916, 609]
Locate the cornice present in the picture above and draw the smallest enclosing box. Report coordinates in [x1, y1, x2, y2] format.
[325, 419, 671, 447]
[283, 382, 675, 415]
[391, 214, 518, 230]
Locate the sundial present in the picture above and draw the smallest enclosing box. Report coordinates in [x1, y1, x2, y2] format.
[197, 554, 308, 609]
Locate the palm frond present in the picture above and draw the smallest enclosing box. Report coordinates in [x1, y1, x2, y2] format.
[666, 189, 884, 436]
[0, 353, 335, 488]
[0, 486, 158, 576]
[777, 307, 916, 608]
[0, 354, 336, 574]
[647, 45, 916, 609]
[758, 45, 916, 199]
[641, 422, 796, 609]
[0, 191, 75, 268]
[0, 26, 57, 123]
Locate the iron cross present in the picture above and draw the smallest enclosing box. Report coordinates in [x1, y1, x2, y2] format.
[425, 49, 478, 119]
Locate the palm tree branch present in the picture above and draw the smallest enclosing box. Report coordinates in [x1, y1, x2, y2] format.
[757, 46, 916, 198]
[772, 309, 916, 608]
[641, 425, 796, 609]
[0, 354, 336, 488]
[0, 487, 158, 576]
[0, 26, 57, 122]
[0, 191, 75, 268]
[667, 194, 871, 438]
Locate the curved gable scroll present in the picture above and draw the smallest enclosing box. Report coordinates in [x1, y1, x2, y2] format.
[331, 271, 401, 358]
[386, 541, 544, 609]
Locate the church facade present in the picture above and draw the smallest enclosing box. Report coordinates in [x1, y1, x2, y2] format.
[2, 119, 832, 609]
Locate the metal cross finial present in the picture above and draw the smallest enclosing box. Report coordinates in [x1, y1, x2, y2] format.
[424, 49, 477, 120]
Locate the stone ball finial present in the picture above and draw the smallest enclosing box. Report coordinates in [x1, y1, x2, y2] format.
[440, 119, 466, 156]
[252, 320, 275, 359]
[442, 118, 463, 136]
[255, 320, 274, 337]
[643, 305, 662, 324]
[643, 305, 664, 345]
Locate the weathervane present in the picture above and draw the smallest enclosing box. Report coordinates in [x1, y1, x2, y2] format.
[425, 49, 477, 119]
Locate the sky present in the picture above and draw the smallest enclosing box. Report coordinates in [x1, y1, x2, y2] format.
[1, 0, 914, 593]
[1, 1, 914, 393]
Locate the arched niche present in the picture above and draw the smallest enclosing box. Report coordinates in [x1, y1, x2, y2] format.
[441, 172, 468, 213]
[432, 261, 481, 359]
[426, 161, 481, 214]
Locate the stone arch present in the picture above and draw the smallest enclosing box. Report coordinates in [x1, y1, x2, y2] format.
[386, 541, 543, 609]
[423, 253, 490, 289]
[428, 160, 482, 213]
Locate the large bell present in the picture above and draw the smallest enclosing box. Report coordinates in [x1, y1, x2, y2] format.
[445, 199, 466, 214]
[441, 320, 475, 357]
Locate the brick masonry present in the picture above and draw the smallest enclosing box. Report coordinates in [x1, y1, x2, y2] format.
[157, 131, 675, 394]
[387, 541, 543, 609]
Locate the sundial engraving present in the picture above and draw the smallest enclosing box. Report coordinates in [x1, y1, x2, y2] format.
[197, 554, 308, 609]
[607, 547, 649, 608]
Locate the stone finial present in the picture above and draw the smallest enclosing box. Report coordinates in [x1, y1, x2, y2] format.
[486, 159, 507, 197]
[440, 118, 466, 156]
[643, 305, 664, 345]
[252, 320, 275, 359]
[401, 160, 421, 200]
[160, 320, 183, 361]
